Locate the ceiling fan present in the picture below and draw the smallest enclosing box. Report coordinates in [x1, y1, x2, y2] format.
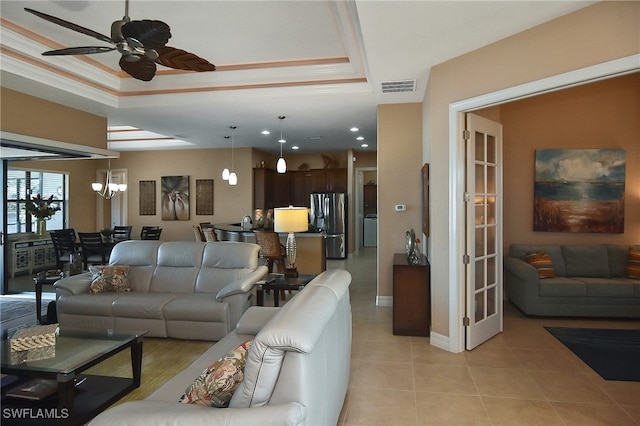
[24, 0, 215, 81]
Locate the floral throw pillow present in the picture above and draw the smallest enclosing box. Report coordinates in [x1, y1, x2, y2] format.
[525, 251, 555, 279]
[626, 248, 640, 279]
[89, 265, 131, 293]
[179, 339, 253, 408]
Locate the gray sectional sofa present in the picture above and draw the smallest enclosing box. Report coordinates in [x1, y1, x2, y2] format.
[54, 240, 268, 341]
[90, 269, 352, 426]
[504, 244, 640, 318]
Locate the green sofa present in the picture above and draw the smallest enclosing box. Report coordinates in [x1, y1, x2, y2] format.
[504, 244, 640, 318]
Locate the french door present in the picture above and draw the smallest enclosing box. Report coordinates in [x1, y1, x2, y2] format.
[465, 113, 503, 350]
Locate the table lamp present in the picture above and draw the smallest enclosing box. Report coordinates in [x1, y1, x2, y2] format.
[274, 206, 309, 277]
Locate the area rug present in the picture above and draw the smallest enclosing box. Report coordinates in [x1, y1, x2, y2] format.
[545, 326, 640, 382]
[0, 294, 55, 339]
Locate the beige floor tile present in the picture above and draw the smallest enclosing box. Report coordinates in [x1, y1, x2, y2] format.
[464, 346, 522, 369]
[594, 380, 640, 406]
[511, 348, 582, 373]
[411, 339, 467, 366]
[343, 387, 417, 425]
[551, 401, 638, 425]
[351, 359, 414, 390]
[482, 396, 565, 425]
[620, 404, 640, 424]
[415, 392, 491, 425]
[413, 364, 477, 395]
[359, 339, 413, 362]
[502, 330, 566, 350]
[469, 367, 546, 399]
[529, 371, 615, 404]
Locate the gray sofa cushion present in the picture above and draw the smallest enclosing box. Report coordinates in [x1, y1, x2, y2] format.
[606, 245, 631, 278]
[539, 278, 587, 297]
[577, 278, 637, 297]
[562, 245, 609, 278]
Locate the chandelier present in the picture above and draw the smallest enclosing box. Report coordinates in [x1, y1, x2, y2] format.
[92, 159, 127, 199]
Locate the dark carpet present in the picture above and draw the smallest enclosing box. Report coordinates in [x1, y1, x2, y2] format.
[545, 326, 640, 382]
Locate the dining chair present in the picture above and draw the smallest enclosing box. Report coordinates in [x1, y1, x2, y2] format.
[253, 229, 289, 301]
[50, 229, 78, 270]
[192, 225, 205, 242]
[141, 227, 162, 240]
[112, 225, 132, 242]
[140, 226, 160, 239]
[78, 232, 109, 269]
[202, 227, 218, 242]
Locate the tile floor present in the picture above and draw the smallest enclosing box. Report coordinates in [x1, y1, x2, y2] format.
[330, 248, 640, 426]
[6, 248, 640, 425]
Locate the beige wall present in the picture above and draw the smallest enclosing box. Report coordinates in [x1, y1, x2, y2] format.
[1, 88, 107, 150]
[111, 148, 254, 241]
[378, 103, 423, 299]
[425, 1, 640, 339]
[3, 89, 108, 232]
[501, 73, 640, 249]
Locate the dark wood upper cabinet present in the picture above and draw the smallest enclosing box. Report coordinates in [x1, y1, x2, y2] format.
[254, 168, 347, 210]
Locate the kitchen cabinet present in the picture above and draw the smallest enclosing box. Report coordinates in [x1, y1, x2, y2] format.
[363, 184, 377, 215]
[393, 253, 430, 336]
[254, 168, 347, 210]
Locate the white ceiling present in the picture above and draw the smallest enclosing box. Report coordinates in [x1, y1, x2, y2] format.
[0, 1, 596, 155]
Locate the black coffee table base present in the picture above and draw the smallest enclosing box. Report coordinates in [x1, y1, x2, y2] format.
[256, 274, 315, 307]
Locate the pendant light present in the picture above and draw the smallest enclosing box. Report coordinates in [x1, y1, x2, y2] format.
[276, 115, 287, 174]
[221, 136, 230, 180]
[228, 126, 238, 186]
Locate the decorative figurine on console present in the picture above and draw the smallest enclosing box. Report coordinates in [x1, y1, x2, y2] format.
[406, 228, 422, 265]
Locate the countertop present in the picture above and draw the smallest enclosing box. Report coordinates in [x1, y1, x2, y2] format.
[212, 223, 322, 238]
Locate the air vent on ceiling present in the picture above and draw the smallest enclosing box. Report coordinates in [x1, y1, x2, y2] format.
[381, 80, 416, 93]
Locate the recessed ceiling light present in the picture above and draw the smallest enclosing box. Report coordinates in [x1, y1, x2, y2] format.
[356, 136, 364, 141]
[292, 146, 299, 150]
[350, 127, 359, 132]
[261, 130, 270, 135]
[361, 143, 368, 148]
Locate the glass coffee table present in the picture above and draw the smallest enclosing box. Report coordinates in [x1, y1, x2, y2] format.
[1, 328, 146, 425]
[255, 273, 315, 307]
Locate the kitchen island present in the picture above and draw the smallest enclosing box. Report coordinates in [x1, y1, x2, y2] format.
[212, 223, 326, 275]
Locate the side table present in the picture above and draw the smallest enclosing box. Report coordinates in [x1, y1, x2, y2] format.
[256, 274, 315, 307]
[33, 270, 63, 325]
[392, 253, 430, 336]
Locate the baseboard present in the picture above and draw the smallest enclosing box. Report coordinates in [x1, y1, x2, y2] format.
[429, 330, 453, 352]
[376, 295, 392, 307]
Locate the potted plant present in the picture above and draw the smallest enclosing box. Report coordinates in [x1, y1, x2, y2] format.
[26, 194, 60, 238]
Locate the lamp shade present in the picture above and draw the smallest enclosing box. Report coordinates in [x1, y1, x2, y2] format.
[274, 206, 308, 233]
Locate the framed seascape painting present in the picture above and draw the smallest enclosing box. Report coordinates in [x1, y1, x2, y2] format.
[534, 149, 625, 233]
[161, 176, 190, 221]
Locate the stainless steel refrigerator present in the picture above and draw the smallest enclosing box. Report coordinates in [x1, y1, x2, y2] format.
[310, 192, 346, 259]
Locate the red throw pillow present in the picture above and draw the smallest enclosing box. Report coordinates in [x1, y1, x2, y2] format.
[626, 248, 640, 279]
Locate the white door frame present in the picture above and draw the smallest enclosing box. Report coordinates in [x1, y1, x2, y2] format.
[444, 55, 639, 353]
[354, 166, 377, 254]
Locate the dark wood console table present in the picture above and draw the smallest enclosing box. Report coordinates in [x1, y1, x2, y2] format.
[392, 253, 430, 336]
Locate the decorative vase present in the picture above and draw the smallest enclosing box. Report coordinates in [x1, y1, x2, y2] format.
[36, 219, 47, 238]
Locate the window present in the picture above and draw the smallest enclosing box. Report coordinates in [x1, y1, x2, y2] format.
[7, 168, 69, 234]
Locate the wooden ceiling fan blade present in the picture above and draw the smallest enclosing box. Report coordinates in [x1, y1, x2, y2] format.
[43, 46, 116, 56]
[121, 20, 171, 50]
[119, 55, 157, 81]
[156, 47, 216, 72]
[24, 8, 113, 44]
